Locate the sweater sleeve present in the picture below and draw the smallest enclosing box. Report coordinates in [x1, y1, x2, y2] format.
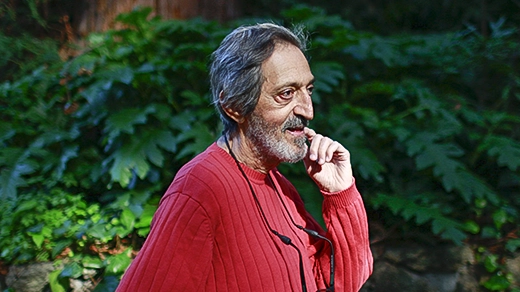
[318, 180, 373, 291]
[116, 192, 213, 291]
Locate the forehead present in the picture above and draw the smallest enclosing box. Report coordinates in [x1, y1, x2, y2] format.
[261, 43, 313, 87]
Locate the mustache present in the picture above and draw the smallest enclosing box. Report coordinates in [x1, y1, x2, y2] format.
[282, 116, 309, 131]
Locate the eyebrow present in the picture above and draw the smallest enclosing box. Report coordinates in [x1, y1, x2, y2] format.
[275, 77, 315, 91]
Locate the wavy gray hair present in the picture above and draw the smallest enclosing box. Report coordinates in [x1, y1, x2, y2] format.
[209, 23, 307, 136]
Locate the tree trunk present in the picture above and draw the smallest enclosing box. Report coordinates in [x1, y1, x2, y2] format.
[73, 0, 241, 37]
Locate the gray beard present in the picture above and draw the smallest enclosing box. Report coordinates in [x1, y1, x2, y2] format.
[246, 113, 308, 164]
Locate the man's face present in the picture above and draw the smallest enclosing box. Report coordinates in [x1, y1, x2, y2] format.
[245, 43, 315, 163]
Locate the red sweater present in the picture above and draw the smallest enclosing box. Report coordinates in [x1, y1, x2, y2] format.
[117, 143, 372, 291]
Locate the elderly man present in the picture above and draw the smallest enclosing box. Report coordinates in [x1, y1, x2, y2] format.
[117, 23, 372, 292]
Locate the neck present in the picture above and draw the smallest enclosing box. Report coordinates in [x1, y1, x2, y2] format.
[217, 134, 279, 174]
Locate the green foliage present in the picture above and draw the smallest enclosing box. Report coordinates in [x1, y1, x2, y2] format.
[1, 5, 520, 290]
[1, 7, 222, 286]
[278, 4, 520, 246]
[280, 5, 520, 290]
[476, 246, 520, 291]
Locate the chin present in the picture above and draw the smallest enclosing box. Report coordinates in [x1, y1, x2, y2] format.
[279, 143, 307, 164]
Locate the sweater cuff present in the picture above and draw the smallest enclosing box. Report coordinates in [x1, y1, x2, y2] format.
[320, 178, 360, 207]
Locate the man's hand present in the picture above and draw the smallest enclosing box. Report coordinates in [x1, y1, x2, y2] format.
[303, 127, 353, 193]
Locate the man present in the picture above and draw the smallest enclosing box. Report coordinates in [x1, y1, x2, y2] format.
[117, 23, 372, 291]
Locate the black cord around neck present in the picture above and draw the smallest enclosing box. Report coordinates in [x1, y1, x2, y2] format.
[267, 174, 335, 291]
[223, 136, 308, 292]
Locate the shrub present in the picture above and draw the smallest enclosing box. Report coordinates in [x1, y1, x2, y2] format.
[1, 5, 519, 290]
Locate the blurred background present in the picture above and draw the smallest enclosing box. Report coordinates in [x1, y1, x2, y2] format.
[1, 0, 519, 291]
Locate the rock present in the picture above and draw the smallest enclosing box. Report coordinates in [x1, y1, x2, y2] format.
[505, 252, 520, 286]
[362, 243, 480, 292]
[383, 243, 474, 273]
[6, 262, 56, 292]
[455, 265, 480, 292]
[361, 260, 436, 292]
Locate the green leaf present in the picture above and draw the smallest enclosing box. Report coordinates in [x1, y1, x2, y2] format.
[463, 220, 480, 234]
[30, 233, 44, 249]
[97, 64, 134, 85]
[405, 132, 440, 156]
[120, 207, 135, 231]
[63, 54, 97, 76]
[79, 80, 111, 104]
[415, 209, 432, 225]
[353, 81, 396, 97]
[104, 106, 155, 141]
[312, 61, 345, 102]
[484, 254, 500, 273]
[492, 209, 508, 230]
[60, 262, 83, 278]
[506, 239, 520, 252]
[350, 147, 385, 182]
[483, 274, 511, 291]
[107, 128, 177, 187]
[438, 226, 466, 244]
[93, 275, 120, 292]
[88, 224, 109, 240]
[481, 226, 501, 239]
[14, 199, 39, 214]
[53, 145, 79, 180]
[450, 170, 499, 204]
[414, 143, 464, 172]
[108, 143, 149, 187]
[48, 269, 67, 292]
[175, 123, 215, 159]
[142, 129, 177, 166]
[82, 255, 104, 269]
[0, 148, 38, 199]
[372, 193, 466, 244]
[484, 135, 520, 171]
[105, 250, 132, 275]
[51, 240, 73, 258]
[0, 122, 15, 144]
[134, 203, 157, 237]
[429, 216, 467, 243]
[406, 132, 498, 203]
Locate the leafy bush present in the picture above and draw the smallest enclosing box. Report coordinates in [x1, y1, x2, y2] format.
[0, 7, 222, 288]
[282, 5, 520, 290]
[1, 5, 519, 290]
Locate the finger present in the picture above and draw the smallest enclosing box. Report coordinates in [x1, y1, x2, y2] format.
[325, 140, 341, 162]
[307, 133, 323, 162]
[315, 136, 336, 165]
[304, 127, 316, 142]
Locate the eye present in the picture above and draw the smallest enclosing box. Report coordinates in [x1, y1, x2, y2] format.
[279, 89, 295, 100]
[307, 85, 314, 96]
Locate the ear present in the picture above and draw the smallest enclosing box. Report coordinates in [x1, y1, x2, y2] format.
[220, 91, 245, 124]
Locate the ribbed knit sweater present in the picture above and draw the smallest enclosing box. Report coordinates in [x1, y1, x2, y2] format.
[117, 143, 373, 291]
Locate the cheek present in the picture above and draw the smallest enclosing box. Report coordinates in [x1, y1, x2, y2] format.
[254, 95, 298, 127]
[273, 114, 293, 129]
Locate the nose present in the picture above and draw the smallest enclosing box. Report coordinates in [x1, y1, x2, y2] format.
[294, 88, 314, 121]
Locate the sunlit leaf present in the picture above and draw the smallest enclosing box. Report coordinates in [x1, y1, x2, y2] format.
[48, 269, 67, 292]
[82, 256, 104, 269]
[120, 208, 135, 231]
[105, 250, 132, 275]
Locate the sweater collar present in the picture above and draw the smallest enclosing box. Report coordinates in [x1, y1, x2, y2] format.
[211, 142, 272, 184]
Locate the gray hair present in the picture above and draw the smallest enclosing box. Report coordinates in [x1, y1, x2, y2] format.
[209, 23, 307, 136]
